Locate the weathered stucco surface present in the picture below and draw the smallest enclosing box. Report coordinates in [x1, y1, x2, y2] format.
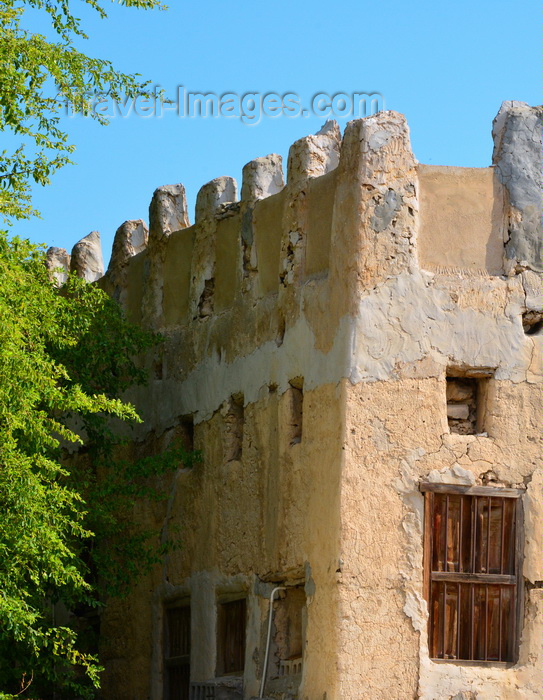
[342, 373, 542, 699]
[59, 102, 542, 700]
[418, 165, 506, 275]
[100, 381, 343, 700]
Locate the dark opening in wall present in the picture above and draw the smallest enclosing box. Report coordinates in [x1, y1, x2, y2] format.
[241, 208, 257, 277]
[198, 278, 215, 318]
[287, 378, 303, 445]
[223, 394, 244, 462]
[276, 315, 286, 347]
[216, 598, 246, 676]
[178, 415, 194, 453]
[272, 586, 305, 678]
[446, 372, 490, 435]
[153, 350, 164, 380]
[164, 603, 190, 700]
[522, 310, 543, 335]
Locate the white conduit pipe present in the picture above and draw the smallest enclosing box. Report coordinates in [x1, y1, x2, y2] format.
[259, 586, 286, 699]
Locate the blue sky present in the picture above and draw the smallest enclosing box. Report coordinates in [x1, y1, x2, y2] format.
[9, 0, 542, 265]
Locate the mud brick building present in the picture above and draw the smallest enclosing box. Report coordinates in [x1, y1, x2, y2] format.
[55, 101, 543, 700]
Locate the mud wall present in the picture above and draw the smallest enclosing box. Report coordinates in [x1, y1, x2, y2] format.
[54, 102, 543, 700]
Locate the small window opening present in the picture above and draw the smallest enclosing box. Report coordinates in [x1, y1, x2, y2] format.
[177, 415, 194, 454]
[287, 378, 303, 445]
[223, 394, 244, 462]
[272, 587, 305, 678]
[153, 352, 164, 380]
[217, 598, 246, 676]
[446, 372, 490, 435]
[198, 278, 215, 318]
[522, 310, 543, 335]
[164, 604, 191, 700]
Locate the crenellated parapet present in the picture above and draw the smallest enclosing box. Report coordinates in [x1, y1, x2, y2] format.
[71, 230, 105, 282]
[55, 104, 541, 331]
[492, 101, 543, 274]
[47, 103, 542, 423]
[286, 119, 341, 184]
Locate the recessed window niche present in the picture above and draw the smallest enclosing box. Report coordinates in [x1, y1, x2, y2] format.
[446, 369, 492, 435]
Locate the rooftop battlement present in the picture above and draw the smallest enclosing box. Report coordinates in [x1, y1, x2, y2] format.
[48, 103, 542, 340]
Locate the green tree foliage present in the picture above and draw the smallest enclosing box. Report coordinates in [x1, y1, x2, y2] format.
[0, 235, 193, 698]
[0, 235, 136, 696]
[0, 3, 196, 696]
[0, 0, 165, 222]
